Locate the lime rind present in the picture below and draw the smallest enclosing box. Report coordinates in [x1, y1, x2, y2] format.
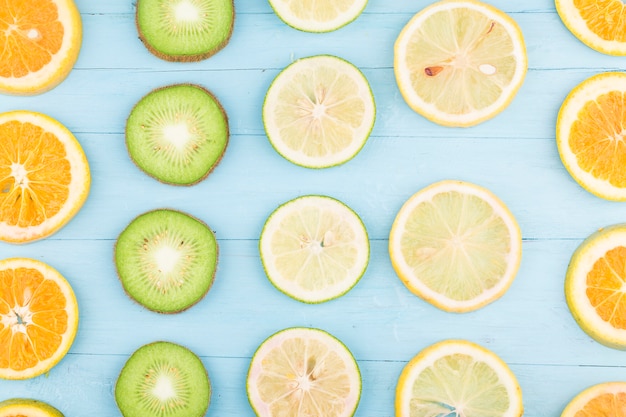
[259, 195, 370, 303]
[263, 55, 376, 169]
[268, 0, 368, 33]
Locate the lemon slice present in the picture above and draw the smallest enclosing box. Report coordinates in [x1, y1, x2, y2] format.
[556, 0, 626, 56]
[389, 180, 522, 313]
[247, 327, 361, 417]
[565, 224, 626, 350]
[556, 72, 626, 201]
[396, 339, 523, 417]
[268, 0, 368, 33]
[561, 381, 626, 417]
[259, 195, 369, 303]
[0, 398, 64, 417]
[394, 0, 527, 127]
[263, 55, 376, 168]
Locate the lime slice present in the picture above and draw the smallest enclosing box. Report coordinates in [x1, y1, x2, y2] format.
[247, 327, 361, 417]
[389, 180, 522, 312]
[565, 223, 626, 350]
[561, 381, 626, 417]
[263, 55, 376, 168]
[268, 0, 368, 32]
[394, 0, 527, 127]
[396, 339, 523, 417]
[259, 195, 369, 303]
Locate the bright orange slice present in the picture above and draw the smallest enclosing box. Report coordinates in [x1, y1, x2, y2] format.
[0, 258, 79, 380]
[0, 110, 91, 243]
[0, 0, 82, 95]
[556, 72, 626, 201]
[561, 381, 626, 417]
[565, 224, 626, 350]
[556, 0, 626, 55]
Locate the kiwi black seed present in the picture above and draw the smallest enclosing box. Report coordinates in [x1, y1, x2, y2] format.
[115, 341, 210, 417]
[114, 208, 218, 313]
[126, 83, 229, 186]
[136, 0, 234, 62]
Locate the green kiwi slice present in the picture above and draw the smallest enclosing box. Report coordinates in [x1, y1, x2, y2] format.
[115, 341, 210, 417]
[114, 209, 218, 313]
[136, 0, 234, 62]
[126, 83, 229, 186]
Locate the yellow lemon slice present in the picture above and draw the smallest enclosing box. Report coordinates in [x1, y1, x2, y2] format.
[0, 398, 64, 417]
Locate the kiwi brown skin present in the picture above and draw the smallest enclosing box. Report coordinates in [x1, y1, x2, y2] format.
[125, 83, 229, 187]
[135, 0, 235, 62]
[113, 208, 219, 314]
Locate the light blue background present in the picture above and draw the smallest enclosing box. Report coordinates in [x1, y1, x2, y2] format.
[1, 0, 626, 416]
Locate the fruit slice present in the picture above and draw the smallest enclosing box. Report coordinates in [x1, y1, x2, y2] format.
[126, 83, 229, 186]
[268, 0, 368, 32]
[0, 398, 64, 417]
[389, 180, 522, 313]
[259, 195, 369, 303]
[136, 0, 234, 62]
[0, 111, 91, 243]
[396, 340, 523, 417]
[561, 381, 626, 417]
[0, 258, 79, 380]
[263, 55, 376, 168]
[0, 0, 82, 95]
[115, 341, 211, 417]
[556, 72, 626, 201]
[556, 0, 626, 55]
[394, 0, 527, 127]
[247, 327, 361, 417]
[114, 209, 218, 313]
[565, 224, 626, 349]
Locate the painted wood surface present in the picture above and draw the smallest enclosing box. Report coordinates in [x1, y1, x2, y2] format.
[2, 0, 626, 416]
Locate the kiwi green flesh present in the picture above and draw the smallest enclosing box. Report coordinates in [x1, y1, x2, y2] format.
[115, 341, 210, 417]
[136, 0, 234, 61]
[126, 84, 229, 186]
[115, 209, 218, 313]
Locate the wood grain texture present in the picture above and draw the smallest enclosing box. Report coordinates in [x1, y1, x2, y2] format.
[1, 0, 625, 416]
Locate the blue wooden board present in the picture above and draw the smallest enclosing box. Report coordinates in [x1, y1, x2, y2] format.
[1, 0, 626, 416]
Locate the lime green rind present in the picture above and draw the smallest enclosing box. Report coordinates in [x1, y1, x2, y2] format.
[136, 0, 235, 61]
[268, 0, 368, 33]
[0, 398, 65, 416]
[115, 341, 211, 417]
[126, 84, 229, 186]
[114, 209, 218, 313]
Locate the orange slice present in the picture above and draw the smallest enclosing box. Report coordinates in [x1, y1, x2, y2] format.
[565, 224, 626, 350]
[0, 110, 91, 243]
[0, 0, 82, 95]
[0, 398, 64, 417]
[556, 72, 626, 201]
[0, 258, 79, 380]
[561, 381, 626, 417]
[556, 0, 626, 55]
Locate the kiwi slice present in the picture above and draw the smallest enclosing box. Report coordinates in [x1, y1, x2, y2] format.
[126, 83, 229, 186]
[114, 209, 218, 313]
[136, 0, 234, 62]
[115, 341, 210, 417]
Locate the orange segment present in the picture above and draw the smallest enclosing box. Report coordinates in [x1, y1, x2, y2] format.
[0, 0, 82, 95]
[0, 111, 90, 244]
[0, 258, 78, 380]
[586, 246, 626, 328]
[561, 382, 626, 417]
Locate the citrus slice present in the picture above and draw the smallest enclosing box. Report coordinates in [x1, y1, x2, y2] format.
[0, 0, 82, 95]
[0, 258, 79, 380]
[556, 72, 626, 201]
[396, 339, 523, 417]
[0, 110, 91, 243]
[247, 327, 361, 417]
[389, 180, 522, 313]
[394, 0, 527, 127]
[556, 0, 626, 55]
[0, 398, 64, 417]
[263, 55, 376, 168]
[268, 0, 368, 32]
[565, 223, 626, 350]
[259, 195, 369, 303]
[561, 381, 626, 417]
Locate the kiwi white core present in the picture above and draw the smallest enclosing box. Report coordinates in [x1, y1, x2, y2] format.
[153, 245, 182, 276]
[174, 1, 200, 22]
[153, 375, 176, 401]
[161, 122, 193, 151]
